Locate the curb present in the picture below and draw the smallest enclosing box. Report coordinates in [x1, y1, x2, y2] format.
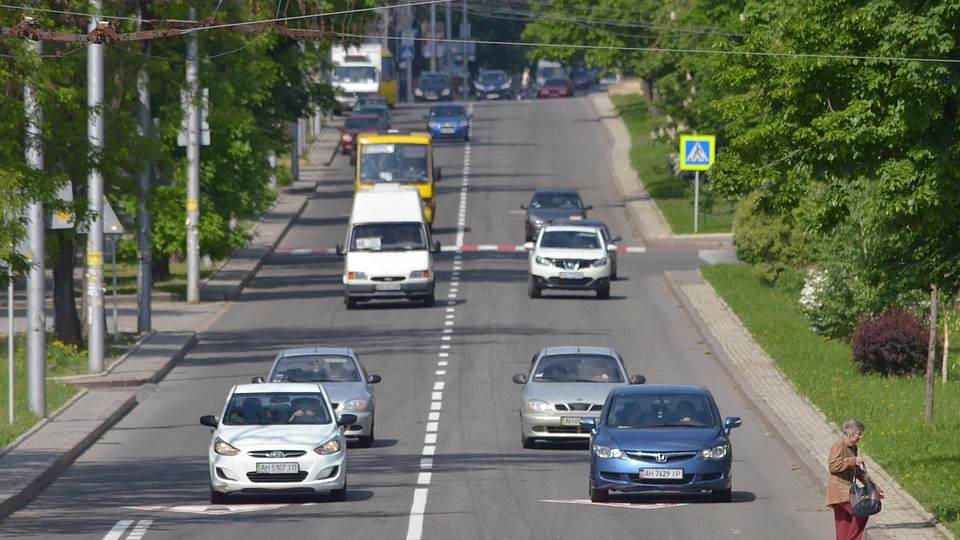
[58, 332, 198, 389]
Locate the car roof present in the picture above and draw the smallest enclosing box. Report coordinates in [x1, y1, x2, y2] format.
[358, 132, 431, 144]
[537, 346, 619, 357]
[276, 347, 356, 358]
[612, 384, 712, 396]
[430, 105, 466, 112]
[232, 382, 326, 394]
[540, 224, 601, 234]
[555, 218, 608, 228]
[355, 105, 389, 112]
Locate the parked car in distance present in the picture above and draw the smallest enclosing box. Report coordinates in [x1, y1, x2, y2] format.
[512, 346, 644, 449]
[200, 383, 355, 503]
[423, 104, 472, 141]
[569, 68, 592, 91]
[415, 72, 453, 102]
[355, 96, 389, 109]
[554, 219, 622, 279]
[525, 224, 615, 299]
[582, 384, 741, 503]
[474, 69, 513, 100]
[521, 188, 592, 241]
[338, 114, 381, 161]
[353, 104, 392, 130]
[538, 77, 573, 98]
[255, 348, 382, 447]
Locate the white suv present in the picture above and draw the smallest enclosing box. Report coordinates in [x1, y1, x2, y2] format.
[524, 225, 614, 299]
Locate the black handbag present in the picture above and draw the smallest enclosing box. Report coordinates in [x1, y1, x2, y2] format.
[849, 463, 882, 517]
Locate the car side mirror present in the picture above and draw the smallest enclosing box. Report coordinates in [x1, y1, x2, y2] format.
[611, 235, 622, 243]
[431, 241, 441, 254]
[629, 375, 646, 385]
[724, 417, 742, 433]
[512, 373, 527, 384]
[367, 374, 382, 384]
[339, 413, 358, 426]
[584, 205, 594, 211]
[579, 417, 597, 429]
[607, 244, 618, 252]
[251, 376, 265, 384]
[520, 204, 529, 210]
[336, 243, 345, 256]
[523, 242, 535, 251]
[199, 415, 219, 427]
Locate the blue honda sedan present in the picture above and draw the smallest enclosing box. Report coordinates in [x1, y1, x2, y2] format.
[582, 384, 741, 503]
[423, 104, 472, 141]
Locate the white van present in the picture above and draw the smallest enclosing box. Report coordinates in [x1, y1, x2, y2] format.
[337, 185, 440, 309]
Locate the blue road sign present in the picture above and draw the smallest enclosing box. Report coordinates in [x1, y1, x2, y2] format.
[679, 135, 715, 171]
[400, 45, 415, 61]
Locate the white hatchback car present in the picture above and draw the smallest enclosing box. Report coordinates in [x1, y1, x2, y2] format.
[200, 383, 356, 503]
[525, 225, 615, 299]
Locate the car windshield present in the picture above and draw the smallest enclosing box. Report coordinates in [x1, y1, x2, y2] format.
[532, 354, 624, 383]
[530, 193, 582, 209]
[334, 66, 377, 83]
[544, 78, 569, 87]
[270, 355, 361, 383]
[223, 392, 332, 425]
[345, 117, 380, 130]
[430, 106, 465, 118]
[419, 74, 449, 87]
[351, 222, 427, 251]
[360, 143, 429, 183]
[606, 394, 716, 429]
[540, 230, 601, 249]
[478, 72, 506, 84]
[354, 107, 388, 118]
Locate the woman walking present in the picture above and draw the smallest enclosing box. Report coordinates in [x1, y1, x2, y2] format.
[826, 418, 884, 540]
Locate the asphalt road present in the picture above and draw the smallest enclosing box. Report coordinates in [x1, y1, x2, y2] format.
[0, 94, 835, 539]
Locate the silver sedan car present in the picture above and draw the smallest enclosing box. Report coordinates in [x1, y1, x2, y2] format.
[512, 346, 644, 449]
[256, 348, 381, 447]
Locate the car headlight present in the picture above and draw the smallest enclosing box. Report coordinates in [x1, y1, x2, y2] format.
[314, 435, 343, 455]
[214, 437, 240, 456]
[347, 271, 367, 280]
[441, 88, 451, 95]
[526, 399, 552, 413]
[414, 88, 423, 96]
[699, 443, 730, 460]
[535, 256, 553, 267]
[428, 121, 439, 128]
[591, 258, 608, 267]
[531, 218, 544, 226]
[342, 399, 368, 412]
[593, 443, 624, 460]
[410, 270, 429, 278]
[458, 120, 469, 127]
[340, 133, 353, 142]
[500, 82, 511, 89]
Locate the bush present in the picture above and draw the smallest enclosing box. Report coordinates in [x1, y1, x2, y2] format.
[733, 191, 809, 284]
[851, 309, 930, 376]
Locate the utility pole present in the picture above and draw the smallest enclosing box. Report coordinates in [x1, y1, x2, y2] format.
[445, 0, 453, 78]
[25, 39, 45, 416]
[86, 1, 106, 373]
[290, 122, 300, 182]
[462, 0, 469, 98]
[185, 5, 201, 304]
[430, 2, 437, 72]
[136, 51, 153, 332]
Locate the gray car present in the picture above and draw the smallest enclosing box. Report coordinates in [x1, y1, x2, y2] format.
[521, 189, 592, 241]
[255, 348, 381, 447]
[512, 346, 644, 449]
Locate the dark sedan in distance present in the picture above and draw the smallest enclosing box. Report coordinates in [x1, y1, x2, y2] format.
[474, 70, 513, 100]
[415, 72, 453, 102]
[582, 384, 741, 503]
[521, 189, 592, 241]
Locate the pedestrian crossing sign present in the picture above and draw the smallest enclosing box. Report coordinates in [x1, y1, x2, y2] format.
[679, 135, 715, 171]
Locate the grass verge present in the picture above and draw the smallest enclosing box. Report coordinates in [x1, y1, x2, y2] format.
[609, 93, 734, 235]
[0, 333, 137, 448]
[86, 261, 216, 298]
[702, 264, 960, 535]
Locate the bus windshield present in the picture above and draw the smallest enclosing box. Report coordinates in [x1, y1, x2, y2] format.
[360, 143, 429, 184]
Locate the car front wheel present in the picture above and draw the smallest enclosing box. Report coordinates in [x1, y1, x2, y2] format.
[589, 485, 609, 503]
[210, 488, 230, 505]
[596, 285, 610, 299]
[528, 277, 541, 298]
[521, 431, 536, 449]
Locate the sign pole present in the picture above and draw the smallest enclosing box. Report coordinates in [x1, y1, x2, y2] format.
[694, 170, 700, 234]
[111, 237, 118, 345]
[8, 275, 13, 424]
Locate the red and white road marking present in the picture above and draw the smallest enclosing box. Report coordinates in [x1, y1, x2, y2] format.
[273, 245, 646, 255]
[123, 503, 300, 515]
[541, 499, 686, 509]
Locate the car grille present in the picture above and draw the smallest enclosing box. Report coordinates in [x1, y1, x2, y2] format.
[624, 450, 698, 463]
[547, 277, 593, 285]
[543, 425, 591, 434]
[247, 450, 307, 458]
[372, 276, 405, 282]
[555, 403, 602, 412]
[246, 472, 309, 483]
[551, 259, 595, 270]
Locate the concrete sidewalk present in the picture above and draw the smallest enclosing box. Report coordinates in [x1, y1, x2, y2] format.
[588, 91, 950, 539]
[0, 126, 342, 522]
